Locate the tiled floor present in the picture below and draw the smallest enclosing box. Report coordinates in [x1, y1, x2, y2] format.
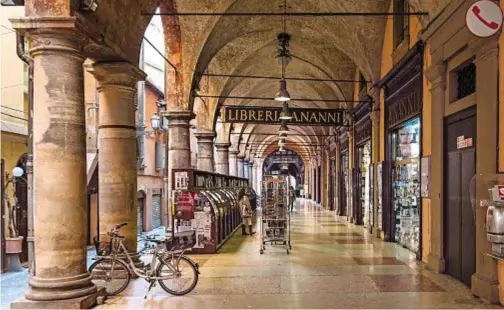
[97, 199, 498, 309]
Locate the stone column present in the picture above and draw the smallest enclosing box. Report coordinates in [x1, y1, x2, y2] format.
[165, 110, 194, 232]
[214, 142, 230, 175]
[229, 150, 239, 176]
[252, 163, 258, 192]
[237, 155, 245, 178]
[243, 158, 249, 180]
[10, 19, 97, 306]
[248, 161, 253, 187]
[195, 131, 215, 172]
[91, 62, 146, 260]
[369, 87, 381, 238]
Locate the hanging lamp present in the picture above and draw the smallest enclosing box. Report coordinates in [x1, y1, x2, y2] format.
[279, 101, 292, 120]
[275, 0, 292, 103]
[279, 122, 289, 134]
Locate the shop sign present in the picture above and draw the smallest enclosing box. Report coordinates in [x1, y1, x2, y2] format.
[355, 119, 372, 145]
[223, 106, 345, 125]
[466, 1, 503, 38]
[456, 136, 473, 149]
[388, 91, 421, 128]
[491, 185, 504, 201]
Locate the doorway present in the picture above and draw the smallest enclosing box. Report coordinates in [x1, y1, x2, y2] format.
[137, 191, 146, 234]
[444, 107, 476, 287]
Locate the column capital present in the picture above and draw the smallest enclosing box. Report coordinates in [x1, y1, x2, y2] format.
[215, 142, 231, 150]
[89, 62, 146, 89]
[229, 149, 240, 156]
[11, 17, 87, 59]
[194, 131, 216, 142]
[163, 110, 195, 121]
[237, 155, 245, 160]
[426, 62, 447, 91]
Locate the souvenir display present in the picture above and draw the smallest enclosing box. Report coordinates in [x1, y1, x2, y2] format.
[392, 118, 421, 253]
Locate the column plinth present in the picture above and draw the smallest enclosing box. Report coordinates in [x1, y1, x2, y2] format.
[195, 131, 215, 172]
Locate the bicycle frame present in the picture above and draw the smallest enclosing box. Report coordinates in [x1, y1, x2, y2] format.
[103, 238, 189, 281]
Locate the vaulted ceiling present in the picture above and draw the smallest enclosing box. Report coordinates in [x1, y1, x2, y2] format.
[71, 0, 452, 161]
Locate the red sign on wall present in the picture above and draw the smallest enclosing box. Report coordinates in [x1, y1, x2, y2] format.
[174, 191, 195, 220]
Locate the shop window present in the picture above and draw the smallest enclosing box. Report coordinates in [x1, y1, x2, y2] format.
[456, 62, 476, 100]
[393, 0, 409, 49]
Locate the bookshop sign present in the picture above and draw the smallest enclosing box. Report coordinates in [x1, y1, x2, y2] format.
[223, 106, 345, 126]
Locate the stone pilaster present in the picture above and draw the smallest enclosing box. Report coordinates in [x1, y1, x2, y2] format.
[471, 41, 500, 304]
[164, 110, 194, 233]
[10, 17, 97, 307]
[237, 155, 245, 178]
[195, 131, 215, 172]
[229, 150, 239, 176]
[90, 62, 146, 258]
[248, 161, 253, 187]
[243, 158, 249, 180]
[214, 142, 230, 175]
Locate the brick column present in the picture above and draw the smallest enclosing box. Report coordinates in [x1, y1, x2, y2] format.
[90, 62, 146, 261]
[195, 131, 215, 172]
[10, 18, 97, 307]
[215, 142, 230, 175]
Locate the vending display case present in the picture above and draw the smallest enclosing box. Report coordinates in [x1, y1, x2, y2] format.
[172, 169, 252, 254]
[391, 118, 421, 253]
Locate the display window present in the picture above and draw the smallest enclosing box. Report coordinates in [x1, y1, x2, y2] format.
[391, 117, 420, 253]
[341, 152, 349, 217]
[358, 142, 372, 228]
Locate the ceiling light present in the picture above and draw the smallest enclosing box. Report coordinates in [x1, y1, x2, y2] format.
[279, 122, 289, 134]
[279, 101, 292, 120]
[278, 138, 286, 147]
[279, 146, 286, 152]
[279, 132, 287, 138]
[275, 79, 290, 102]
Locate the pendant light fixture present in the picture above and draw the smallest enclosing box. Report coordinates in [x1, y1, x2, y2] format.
[278, 138, 286, 147]
[279, 101, 292, 120]
[279, 132, 287, 138]
[279, 145, 286, 152]
[274, 0, 292, 103]
[279, 122, 289, 134]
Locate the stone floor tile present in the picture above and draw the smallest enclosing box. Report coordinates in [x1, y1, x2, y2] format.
[370, 275, 445, 292]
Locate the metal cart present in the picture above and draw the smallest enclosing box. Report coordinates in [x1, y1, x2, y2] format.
[259, 176, 292, 254]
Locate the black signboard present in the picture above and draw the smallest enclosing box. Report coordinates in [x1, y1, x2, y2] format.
[223, 106, 345, 125]
[172, 169, 249, 191]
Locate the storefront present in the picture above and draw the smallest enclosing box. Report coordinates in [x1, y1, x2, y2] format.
[380, 42, 423, 257]
[338, 131, 349, 217]
[329, 141, 336, 211]
[353, 102, 373, 229]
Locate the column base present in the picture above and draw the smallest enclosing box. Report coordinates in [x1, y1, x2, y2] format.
[11, 287, 106, 309]
[427, 253, 445, 273]
[472, 273, 500, 304]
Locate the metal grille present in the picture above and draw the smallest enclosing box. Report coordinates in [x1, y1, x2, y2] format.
[152, 194, 162, 229]
[456, 63, 476, 100]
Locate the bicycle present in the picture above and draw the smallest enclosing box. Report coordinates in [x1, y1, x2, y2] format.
[88, 223, 199, 298]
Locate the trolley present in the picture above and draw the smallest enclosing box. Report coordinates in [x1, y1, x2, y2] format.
[259, 175, 292, 254]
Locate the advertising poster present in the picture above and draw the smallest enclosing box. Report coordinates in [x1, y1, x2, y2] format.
[174, 171, 189, 190]
[174, 191, 195, 219]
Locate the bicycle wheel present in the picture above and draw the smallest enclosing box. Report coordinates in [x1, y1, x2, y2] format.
[88, 258, 131, 296]
[157, 255, 198, 296]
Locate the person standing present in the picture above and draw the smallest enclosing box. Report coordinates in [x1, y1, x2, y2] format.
[239, 189, 255, 236]
[289, 186, 296, 212]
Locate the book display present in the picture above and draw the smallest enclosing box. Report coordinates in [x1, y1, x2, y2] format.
[342, 153, 349, 216]
[391, 118, 420, 253]
[377, 163, 383, 231]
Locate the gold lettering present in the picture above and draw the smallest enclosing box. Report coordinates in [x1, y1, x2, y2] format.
[273, 110, 279, 121]
[309, 112, 318, 123]
[327, 113, 336, 124]
[291, 112, 299, 122]
[301, 112, 310, 122]
[240, 110, 248, 121]
[228, 109, 236, 121]
[318, 112, 327, 123]
[265, 111, 273, 121]
[257, 110, 264, 121]
[250, 110, 257, 121]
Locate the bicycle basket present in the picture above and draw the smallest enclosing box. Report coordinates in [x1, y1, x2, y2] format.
[165, 230, 196, 251]
[93, 235, 121, 256]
